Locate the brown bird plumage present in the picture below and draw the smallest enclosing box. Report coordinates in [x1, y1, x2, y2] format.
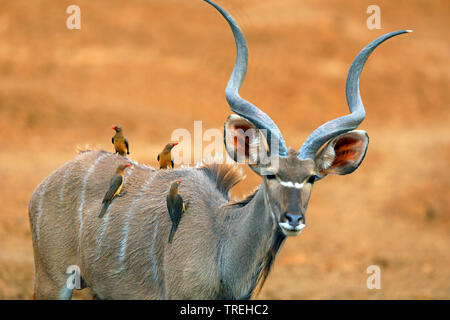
[166, 179, 186, 244]
[112, 125, 130, 156]
[157, 142, 178, 169]
[98, 163, 131, 218]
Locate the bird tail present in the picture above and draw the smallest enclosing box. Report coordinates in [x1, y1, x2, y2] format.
[168, 225, 176, 244]
[98, 202, 109, 218]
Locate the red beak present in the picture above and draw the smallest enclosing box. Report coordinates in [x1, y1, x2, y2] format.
[125, 164, 131, 168]
[177, 179, 182, 184]
[112, 126, 117, 130]
[173, 142, 179, 146]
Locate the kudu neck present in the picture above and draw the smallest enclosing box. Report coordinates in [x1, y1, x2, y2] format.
[218, 180, 283, 298]
[235, 182, 278, 239]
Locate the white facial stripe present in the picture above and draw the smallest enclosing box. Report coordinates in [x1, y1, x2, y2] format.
[280, 180, 304, 189]
[280, 180, 293, 188]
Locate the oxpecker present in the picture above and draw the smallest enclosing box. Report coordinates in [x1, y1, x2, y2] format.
[99, 163, 131, 218]
[166, 179, 187, 243]
[112, 125, 130, 156]
[157, 142, 178, 169]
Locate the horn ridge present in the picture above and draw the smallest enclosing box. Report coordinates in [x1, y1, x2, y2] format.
[203, 0, 288, 156]
[298, 30, 411, 160]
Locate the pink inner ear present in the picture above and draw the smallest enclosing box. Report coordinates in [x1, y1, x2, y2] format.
[329, 137, 364, 169]
[232, 124, 251, 158]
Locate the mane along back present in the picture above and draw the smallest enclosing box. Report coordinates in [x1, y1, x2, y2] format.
[199, 162, 245, 201]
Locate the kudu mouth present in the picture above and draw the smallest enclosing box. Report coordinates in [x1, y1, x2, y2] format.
[279, 214, 306, 237]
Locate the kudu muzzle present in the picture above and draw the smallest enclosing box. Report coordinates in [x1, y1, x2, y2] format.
[280, 187, 306, 235]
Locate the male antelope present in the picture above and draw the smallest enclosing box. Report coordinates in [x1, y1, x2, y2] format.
[28, 0, 410, 299]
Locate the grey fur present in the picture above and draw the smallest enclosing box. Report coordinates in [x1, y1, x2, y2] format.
[29, 150, 288, 299]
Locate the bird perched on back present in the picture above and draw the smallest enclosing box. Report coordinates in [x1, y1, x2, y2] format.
[157, 142, 178, 169]
[112, 125, 130, 156]
[99, 163, 131, 218]
[166, 179, 187, 244]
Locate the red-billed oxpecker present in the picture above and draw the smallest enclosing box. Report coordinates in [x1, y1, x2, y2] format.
[112, 125, 130, 156]
[167, 179, 186, 244]
[157, 142, 178, 169]
[98, 163, 131, 218]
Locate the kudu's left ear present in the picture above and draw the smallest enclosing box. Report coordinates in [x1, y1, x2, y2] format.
[224, 114, 271, 174]
[315, 130, 369, 178]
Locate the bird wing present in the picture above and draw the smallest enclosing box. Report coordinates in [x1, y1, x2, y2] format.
[112, 137, 115, 144]
[175, 195, 185, 216]
[166, 195, 175, 223]
[125, 138, 130, 154]
[103, 175, 123, 203]
[171, 160, 174, 168]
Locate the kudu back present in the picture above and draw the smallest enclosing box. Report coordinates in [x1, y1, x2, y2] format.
[29, 0, 410, 299]
[29, 150, 241, 299]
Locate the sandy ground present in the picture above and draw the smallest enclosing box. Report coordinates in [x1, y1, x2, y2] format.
[0, 0, 448, 299]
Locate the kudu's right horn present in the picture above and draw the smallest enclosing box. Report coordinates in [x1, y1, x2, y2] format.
[203, 0, 289, 157]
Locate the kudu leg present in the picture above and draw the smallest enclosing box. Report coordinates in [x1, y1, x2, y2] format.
[33, 258, 74, 300]
[34, 271, 71, 300]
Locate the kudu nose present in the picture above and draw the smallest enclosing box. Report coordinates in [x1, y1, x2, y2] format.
[285, 213, 304, 227]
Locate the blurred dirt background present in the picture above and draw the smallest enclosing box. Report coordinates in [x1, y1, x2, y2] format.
[0, 0, 448, 299]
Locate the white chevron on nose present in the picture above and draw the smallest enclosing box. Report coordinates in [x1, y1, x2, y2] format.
[280, 180, 304, 189]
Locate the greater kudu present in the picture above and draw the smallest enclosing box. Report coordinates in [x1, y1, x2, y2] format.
[28, 0, 410, 299]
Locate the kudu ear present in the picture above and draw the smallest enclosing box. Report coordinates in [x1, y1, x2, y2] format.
[315, 130, 369, 178]
[224, 114, 271, 174]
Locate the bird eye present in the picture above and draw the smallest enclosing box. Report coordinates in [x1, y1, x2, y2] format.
[266, 174, 277, 180]
[307, 175, 316, 184]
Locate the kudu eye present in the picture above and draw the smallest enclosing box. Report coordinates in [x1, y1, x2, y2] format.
[307, 175, 317, 184]
[266, 174, 277, 180]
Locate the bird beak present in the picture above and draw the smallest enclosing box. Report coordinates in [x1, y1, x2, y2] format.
[112, 125, 117, 130]
[173, 142, 179, 147]
[177, 179, 182, 185]
[125, 164, 131, 168]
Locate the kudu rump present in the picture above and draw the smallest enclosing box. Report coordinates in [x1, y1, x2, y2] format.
[28, 0, 410, 299]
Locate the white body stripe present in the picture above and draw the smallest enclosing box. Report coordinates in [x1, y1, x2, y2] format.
[149, 214, 160, 283]
[95, 201, 114, 261]
[35, 179, 49, 243]
[115, 169, 156, 273]
[59, 167, 70, 211]
[78, 153, 109, 252]
[95, 166, 135, 262]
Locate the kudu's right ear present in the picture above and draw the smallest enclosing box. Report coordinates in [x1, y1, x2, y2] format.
[224, 115, 271, 175]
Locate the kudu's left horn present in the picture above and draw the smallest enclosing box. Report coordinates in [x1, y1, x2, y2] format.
[298, 30, 412, 160]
